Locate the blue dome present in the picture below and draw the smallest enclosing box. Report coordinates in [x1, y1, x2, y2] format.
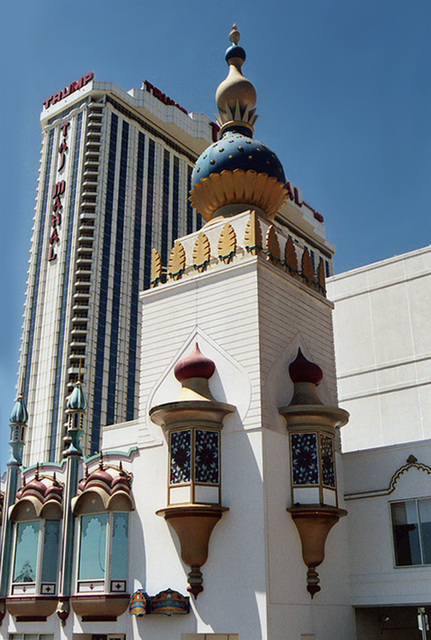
[10, 395, 28, 425]
[192, 132, 286, 189]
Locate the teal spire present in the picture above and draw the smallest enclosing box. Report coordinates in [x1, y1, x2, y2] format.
[9, 394, 28, 465]
[65, 380, 87, 456]
[67, 380, 87, 411]
[10, 394, 29, 425]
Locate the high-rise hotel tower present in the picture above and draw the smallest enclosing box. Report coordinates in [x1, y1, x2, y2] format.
[19, 72, 215, 464]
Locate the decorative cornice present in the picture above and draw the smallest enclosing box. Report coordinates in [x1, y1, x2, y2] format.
[345, 455, 431, 501]
[150, 210, 327, 296]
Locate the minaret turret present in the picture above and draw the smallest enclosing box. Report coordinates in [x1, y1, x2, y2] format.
[8, 394, 28, 465]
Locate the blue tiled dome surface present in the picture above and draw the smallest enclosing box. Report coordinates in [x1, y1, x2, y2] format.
[192, 133, 286, 188]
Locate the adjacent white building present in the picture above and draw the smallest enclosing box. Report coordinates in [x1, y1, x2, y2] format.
[328, 245, 431, 638]
[328, 245, 431, 452]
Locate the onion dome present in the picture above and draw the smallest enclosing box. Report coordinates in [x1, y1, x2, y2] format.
[174, 343, 215, 381]
[10, 394, 28, 425]
[190, 24, 288, 222]
[288, 348, 324, 406]
[12, 467, 64, 520]
[289, 348, 323, 386]
[72, 458, 134, 514]
[67, 380, 87, 411]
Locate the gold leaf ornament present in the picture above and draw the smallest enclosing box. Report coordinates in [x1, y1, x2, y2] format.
[317, 258, 326, 294]
[285, 236, 298, 273]
[218, 222, 237, 264]
[244, 210, 263, 255]
[151, 248, 162, 287]
[193, 232, 211, 272]
[301, 248, 315, 286]
[168, 241, 186, 280]
[266, 224, 280, 263]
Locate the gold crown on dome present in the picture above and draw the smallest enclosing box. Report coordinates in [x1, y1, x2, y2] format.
[215, 24, 258, 136]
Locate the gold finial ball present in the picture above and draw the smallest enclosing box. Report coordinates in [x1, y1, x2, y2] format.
[230, 24, 241, 45]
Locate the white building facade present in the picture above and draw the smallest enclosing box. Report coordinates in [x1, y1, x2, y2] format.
[0, 25, 354, 640]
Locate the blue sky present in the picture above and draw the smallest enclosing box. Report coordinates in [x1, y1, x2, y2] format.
[1, 0, 430, 471]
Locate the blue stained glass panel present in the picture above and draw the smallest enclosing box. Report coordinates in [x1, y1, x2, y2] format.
[170, 430, 191, 484]
[320, 434, 335, 487]
[291, 432, 319, 486]
[195, 430, 219, 484]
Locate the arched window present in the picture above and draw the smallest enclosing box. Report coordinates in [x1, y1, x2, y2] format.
[9, 475, 63, 597]
[77, 511, 129, 592]
[72, 464, 134, 595]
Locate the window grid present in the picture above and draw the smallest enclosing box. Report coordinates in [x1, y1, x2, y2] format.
[126, 131, 145, 420]
[143, 139, 155, 290]
[107, 119, 129, 425]
[92, 112, 118, 453]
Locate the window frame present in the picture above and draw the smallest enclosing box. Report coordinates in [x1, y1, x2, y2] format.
[76, 510, 130, 594]
[390, 497, 431, 568]
[10, 518, 61, 596]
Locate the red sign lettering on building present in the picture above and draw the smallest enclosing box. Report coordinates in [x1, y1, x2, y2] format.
[43, 72, 94, 110]
[49, 123, 70, 262]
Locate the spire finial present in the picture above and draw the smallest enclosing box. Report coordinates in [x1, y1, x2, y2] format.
[215, 24, 257, 137]
[229, 23, 240, 45]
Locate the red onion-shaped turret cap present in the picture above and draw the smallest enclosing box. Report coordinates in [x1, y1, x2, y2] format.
[174, 343, 216, 382]
[22, 477, 47, 497]
[289, 348, 323, 386]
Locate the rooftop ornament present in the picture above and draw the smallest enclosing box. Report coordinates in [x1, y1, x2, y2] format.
[189, 24, 288, 222]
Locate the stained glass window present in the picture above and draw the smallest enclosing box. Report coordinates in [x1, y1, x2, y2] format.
[78, 513, 108, 580]
[41, 520, 60, 583]
[291, 433, 319, 485]
[111, 513, 129, 580]
[170, 430, 192, 484]
[13, 521, 40, 583]
[195, 430, 219, 484]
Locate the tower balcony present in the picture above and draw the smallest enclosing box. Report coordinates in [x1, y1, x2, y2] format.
[68, 364, 87, 375]
[71, 327, 88, 337]
[80, 210, 97, 220]
[81, 193, 97, 202]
